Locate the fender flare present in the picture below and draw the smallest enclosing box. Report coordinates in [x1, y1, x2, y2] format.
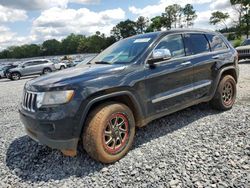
[209, 65, 238, 100]
[79, 91, 143, 128]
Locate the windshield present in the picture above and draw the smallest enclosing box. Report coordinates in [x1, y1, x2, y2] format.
[242, 39, 250, 46]
[76, 56, 96, 67]
[88, 33, 158, 65]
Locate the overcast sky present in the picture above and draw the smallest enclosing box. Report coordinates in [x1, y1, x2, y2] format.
[0, 0, 235, 50]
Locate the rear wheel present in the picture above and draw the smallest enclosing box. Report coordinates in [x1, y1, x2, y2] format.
[43, 68, 52, 74]
[210, 75, 236, 110]
[10, 72, 21, 80]
[83, 103, 135, 163]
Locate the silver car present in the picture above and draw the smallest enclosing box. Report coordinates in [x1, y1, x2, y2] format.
[8, 59, 56, 80]
[0, 69, 4, 78]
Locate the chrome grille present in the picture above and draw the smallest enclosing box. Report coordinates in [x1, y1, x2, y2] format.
[237, 49, 250, 54]
[22, 91, 37, 112]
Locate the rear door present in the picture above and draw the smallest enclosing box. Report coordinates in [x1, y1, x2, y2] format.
[182, 33, 214, 99]
[144, 34, 195, 116]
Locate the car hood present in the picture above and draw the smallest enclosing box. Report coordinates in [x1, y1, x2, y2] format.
[26, 64, 127, 90]
[236, 45, 250, 50]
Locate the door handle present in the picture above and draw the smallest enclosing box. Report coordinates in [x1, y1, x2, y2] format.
[212, 55, 220, 59]
[181, 61, 191, 65]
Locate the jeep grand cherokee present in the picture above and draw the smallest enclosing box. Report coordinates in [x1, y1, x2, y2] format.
[19, 29, 239, 163]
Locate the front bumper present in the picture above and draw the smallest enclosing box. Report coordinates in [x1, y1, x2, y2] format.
[19, 108, 80, 150]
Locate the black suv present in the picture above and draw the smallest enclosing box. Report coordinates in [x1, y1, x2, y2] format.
[20, 29, 239, 163]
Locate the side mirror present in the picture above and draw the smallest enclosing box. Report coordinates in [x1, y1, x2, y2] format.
[148, 49, 171, 65]
[21, 65, 25, 68]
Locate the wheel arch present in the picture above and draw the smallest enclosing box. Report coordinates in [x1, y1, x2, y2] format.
[10, 71, 22, 76]
[79, 91, 144, 131]
[218, 65, 238, 83]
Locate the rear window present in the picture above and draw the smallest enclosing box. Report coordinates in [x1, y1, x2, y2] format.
[183, 34, 210, 55]
[206, 34, 228, 51]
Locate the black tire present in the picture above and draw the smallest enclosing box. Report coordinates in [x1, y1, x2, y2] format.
[83, 103, 135, 163]
[43, 68, 52, 74]
[10, 72, 21, 81]
[210, 75, 236, 110]
[60, 66, 65, 70]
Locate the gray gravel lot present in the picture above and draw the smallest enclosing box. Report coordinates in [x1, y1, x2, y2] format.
[0, 63, 249, 188]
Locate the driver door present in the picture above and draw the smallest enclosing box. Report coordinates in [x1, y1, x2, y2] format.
[144, 34, 195, 116]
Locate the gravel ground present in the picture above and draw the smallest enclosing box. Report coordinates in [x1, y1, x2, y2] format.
[0, 63, 249, 188]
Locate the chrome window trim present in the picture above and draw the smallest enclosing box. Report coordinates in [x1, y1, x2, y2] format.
[144, 32, 231, 66]
[152, 81, 212, 103]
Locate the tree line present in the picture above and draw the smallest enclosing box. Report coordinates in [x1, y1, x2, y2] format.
[0, 1, 249, 59]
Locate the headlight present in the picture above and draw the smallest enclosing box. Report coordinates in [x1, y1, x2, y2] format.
[36, 90, 74, 108]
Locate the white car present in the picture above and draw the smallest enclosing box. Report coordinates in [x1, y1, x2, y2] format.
[236, 39, 250, 60]
[53, 62, 67, 70]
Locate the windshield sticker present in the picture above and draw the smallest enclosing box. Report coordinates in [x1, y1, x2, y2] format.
[133, 38, 151, 43]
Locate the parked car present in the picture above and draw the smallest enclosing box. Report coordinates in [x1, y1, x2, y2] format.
[0, 68, 4, 79]
[236, 38, 250, 60]
[8, 59, 56, 80]
[20, 29, 239, 163]
[75, 55, 96, 67]
[0, 64, 18, 78]
[53, 61, 67, 70]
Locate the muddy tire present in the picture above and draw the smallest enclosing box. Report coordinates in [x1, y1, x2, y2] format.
[83, 103, 135, 163]
[210, 75, 236, 110]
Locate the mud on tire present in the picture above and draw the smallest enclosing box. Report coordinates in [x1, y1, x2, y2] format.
[82, 103, 135, 163]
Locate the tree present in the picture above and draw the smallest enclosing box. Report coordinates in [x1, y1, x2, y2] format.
[230, 0, 250, 37]
[183, 4, 197, 27]
[111, 19, 137, 39]
[209, 11, 230, 31]
[146, 16, 163, 32]
[42, 39, 61, 56]
[136, 16, 149, 34]
[162, 4, 182, 29]
[61, 34, 84, 54]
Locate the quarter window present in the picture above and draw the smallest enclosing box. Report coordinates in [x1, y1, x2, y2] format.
[155, 34, 185, 58]
[206, 34, 228, 51]
[183, 34, 210, 55]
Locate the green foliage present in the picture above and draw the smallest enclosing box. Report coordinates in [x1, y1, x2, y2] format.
[182, 4, 197, 27]
[227, 33, 236, 40]
[0, 32, 116, 59]
[162, 4, 182, 29]
[209, 11, 229, 29]
[230, 0, 250, 38]
[111, 19, 137, 39]
[136, 16, 149, 34]
[146, 16, 164, 32]
[42, 39, 61, 56]
[233, 37, 243, 47]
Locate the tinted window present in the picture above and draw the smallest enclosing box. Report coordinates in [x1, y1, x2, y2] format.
[206, 34, 227, 51]
[155, 34, 185, 58]
[183, 34, 210, 55]
[34, 61, 48, 65]
[24, 62, 35, 66]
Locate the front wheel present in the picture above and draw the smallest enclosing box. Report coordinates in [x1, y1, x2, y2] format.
[83, 103, 135, 163]
[10, 72, 21, 80]
[210, 75, 236, 110]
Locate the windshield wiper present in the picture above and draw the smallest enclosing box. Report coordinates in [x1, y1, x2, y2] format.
[94, 61, 111, 64]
